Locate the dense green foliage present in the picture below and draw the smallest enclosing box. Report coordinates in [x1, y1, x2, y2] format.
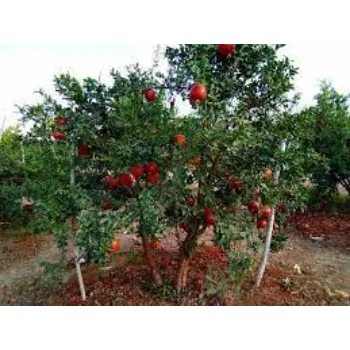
[1, 45, 349, 294]
[0, 127, 27, 221]
[297, 84, 350, 196]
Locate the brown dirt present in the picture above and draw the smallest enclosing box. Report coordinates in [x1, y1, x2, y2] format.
[0, 234, 54, 274]
[61, 246, 227, 306]
[1, 212, 349, 306]
[242, 233, 350, 306]
[289, 211, 350, 251]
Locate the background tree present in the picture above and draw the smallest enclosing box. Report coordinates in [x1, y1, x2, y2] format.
[0, 127, 28, 224]
[297, 83, 350, 197]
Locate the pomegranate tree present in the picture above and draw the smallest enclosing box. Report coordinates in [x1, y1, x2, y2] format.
[20, 65, 179, 291]
[163, 44, 320, 292]
[19, 45, 323, 300]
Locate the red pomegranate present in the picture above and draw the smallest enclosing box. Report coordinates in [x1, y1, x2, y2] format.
[145, 162, 158, 174]
[189, 83, 207, 103]
[106, 176, 120, 189]
[218, 44, 236, 58]
[102, 201, 112, 211]
[261, 206, 272, 219]
[146, 172, 160, 184]
[52, 131, 65, 141]
[118, 174, 134, 188]
[175, 134, 186, 147]
[248, 200, 261, 214]
[78, 144, 90, 157]
[110, 240, 121, 253]
[144, 89, 157, 102]
[257, 219, 268, 230]
[55, 117, 67, 127]
[228, 177, 243, 191]
[186, 197, 196, 207]
[205, 215, 216, 227]
[130, 165, 144, 180]
[203, 207, 213, 218]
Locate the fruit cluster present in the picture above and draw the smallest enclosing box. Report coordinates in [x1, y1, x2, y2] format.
[52, 116, 91, 158]
[105, 162, 161, 190]
[247, 200, 273, 230]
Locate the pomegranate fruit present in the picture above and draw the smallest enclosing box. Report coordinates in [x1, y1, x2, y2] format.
[189, 83, 207, 103]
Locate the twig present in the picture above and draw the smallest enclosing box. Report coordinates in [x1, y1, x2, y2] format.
[206, 276, 219, 285]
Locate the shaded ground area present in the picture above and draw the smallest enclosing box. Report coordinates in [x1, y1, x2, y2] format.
[1, 211, 349, 306]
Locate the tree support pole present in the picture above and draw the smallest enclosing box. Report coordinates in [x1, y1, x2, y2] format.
[75, 249, 87, 302]
[70, 141, 87, 302]
[256, 141, 287, 288]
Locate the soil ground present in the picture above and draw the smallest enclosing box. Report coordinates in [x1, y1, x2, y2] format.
[1, 211, 349, 306]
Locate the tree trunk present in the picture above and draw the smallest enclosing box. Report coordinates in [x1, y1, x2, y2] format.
[176, 258, 186, 293]
[340, 178, 350, 195]
[175, 224, 182, 247]
[175, 227, 203, 293]
[182, 259, 190, 289]
[176, 257, 190, 294]
[142, 237, 163, 286]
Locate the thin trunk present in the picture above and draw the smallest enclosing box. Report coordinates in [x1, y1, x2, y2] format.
[339, 178, 346, 189]
[342, 178, 350, 194]
[175, 224, 182, 247]
[176, 258, 186, 293]
[176, 257, 191, 293]
[176, 232, 193, 294]
[335, 175, 350, 194]
[21, 121, 26, 164]
[142, 237, 163, 286]
[256, 140, 286, 289]
[176, 225, 203, 293]
[181, 259, 190, 289]
[176, 177, 205, 294]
